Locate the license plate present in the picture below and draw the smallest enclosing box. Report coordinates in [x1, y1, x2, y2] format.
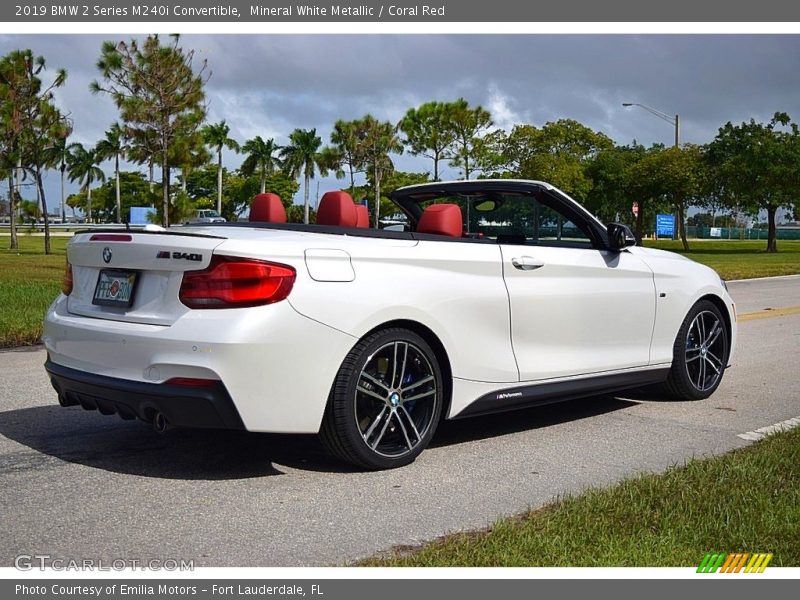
[92, 270, 138, 307]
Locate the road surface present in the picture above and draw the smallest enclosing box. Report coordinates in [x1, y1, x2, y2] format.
[0, 276, 798, 566]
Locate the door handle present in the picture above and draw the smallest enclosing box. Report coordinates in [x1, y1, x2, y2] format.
[511, 256, 545, 271]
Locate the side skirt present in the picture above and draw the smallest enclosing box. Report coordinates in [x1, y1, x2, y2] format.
[452, 367, 670, 420]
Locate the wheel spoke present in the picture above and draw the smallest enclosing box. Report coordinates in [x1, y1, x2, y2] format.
[357, 383, 388, 403]
[697, 357, 706, 389]
[403, 389, 436, 403]
[706, 322, 722, 346]
[370, 412, 392, 450]
[691, 316, 701, 345]
[390, 342, 399, 388]
[394, 342, 409, 389]
[399, 405, 422, 442]
[704, 357, 721, 374]
[394, 410, 414, 450]
[401, 375, 434, 393]
[686, 353, 702, 363]
[362, 405, 388, 443]
[707, 349, 723, 368]
[698, 313, 707, 345]
[360, 371, 390, 393]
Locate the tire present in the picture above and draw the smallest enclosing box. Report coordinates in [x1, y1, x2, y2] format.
[320, 328, 444, 470]
[662, 300, 729, 400]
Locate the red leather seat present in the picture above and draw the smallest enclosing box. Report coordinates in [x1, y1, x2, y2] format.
[355, 204, 370, 228]
[317, 191, 358, 227]
[249, 193, 286, 223]
[416, 203, 463, 237]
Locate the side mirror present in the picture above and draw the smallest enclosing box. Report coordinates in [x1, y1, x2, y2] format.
[607, 223, 637, 251]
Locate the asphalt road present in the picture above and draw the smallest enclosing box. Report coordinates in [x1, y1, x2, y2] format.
[1, 276, 798, 567]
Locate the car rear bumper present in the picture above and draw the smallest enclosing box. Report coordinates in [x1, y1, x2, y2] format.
[43, 294, 357, 433]
[45, 358, 245, 430]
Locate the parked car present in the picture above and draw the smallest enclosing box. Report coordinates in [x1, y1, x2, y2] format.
[186, 209, 226, 224]
[44, 180, 736, 469]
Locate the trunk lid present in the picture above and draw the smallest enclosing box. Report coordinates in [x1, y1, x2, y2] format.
[66, 230, 227, 326]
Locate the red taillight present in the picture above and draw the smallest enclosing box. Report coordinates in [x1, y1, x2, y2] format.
[90, 234, 132, 242]
[179, 256, 296, 309]
[62, 261, 73, 296]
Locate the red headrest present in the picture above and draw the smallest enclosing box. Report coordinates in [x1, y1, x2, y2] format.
[355, 204, 370, 228]
[317, 191, 358, 227]
[249, 193, 286, 223]
[417, 203, 463, 237]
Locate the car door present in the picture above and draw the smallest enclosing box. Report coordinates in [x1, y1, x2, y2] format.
[499, 195, 656, 382]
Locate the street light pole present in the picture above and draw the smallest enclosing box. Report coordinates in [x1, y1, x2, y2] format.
[622, 102, 683, 246]
[622, 102, 680, 148]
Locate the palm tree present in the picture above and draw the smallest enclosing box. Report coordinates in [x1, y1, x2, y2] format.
[44, 132, 70, 223]
[281, 128, 323, 224]
[202, 121, 240, 214]
[95, 123, 127, 223]
[241, 136, 282, 193]
[66, 143, 105, 223]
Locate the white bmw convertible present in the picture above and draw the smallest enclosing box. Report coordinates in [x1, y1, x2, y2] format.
[44, 180, 736, 469]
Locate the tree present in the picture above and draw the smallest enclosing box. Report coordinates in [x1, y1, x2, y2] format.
[706, 113, 800, 252]
[202, 120, 239, 214]
[399, 101, 457, 181]
[281, 128, 323, 224]
[330, 119, 365, 193]
[66, 143, 105, 222]
[357, 115, 403, 227]
[240, 136, 281, 193]
[94, 122, 127, 223]
[42, 125, 72, 223]
[626, 145, 677, 245]
[445, 98, 493, 180]
[501, 120, 613, 200]
[92, 34, 208, 227]
[644, 144, 706, 250]
[127, 129, 157, 192]
[20, 199, 41, 223]
[0, 122, 18, 249]
[91, 171, 158, 223]
[171, 129, 209, 193]
[586, 143, 647, 226]
[226, 171, 299, 220]
[0, 49, 68, 254]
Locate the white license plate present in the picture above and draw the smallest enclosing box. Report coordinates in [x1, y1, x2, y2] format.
[92, 270, 138, 307]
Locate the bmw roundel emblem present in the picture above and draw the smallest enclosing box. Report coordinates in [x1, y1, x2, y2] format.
[102, 247, 112, 264]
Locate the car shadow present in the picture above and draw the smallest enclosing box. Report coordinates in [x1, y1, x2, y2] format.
[0, 396, 640, 479]
[0, 404, 346, 480]
[433, 395, 639, 448]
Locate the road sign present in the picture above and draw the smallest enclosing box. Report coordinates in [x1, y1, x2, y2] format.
[632, 202, 639, 216]
[656, 214, 675, 238]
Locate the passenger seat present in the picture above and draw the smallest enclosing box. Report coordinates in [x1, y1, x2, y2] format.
[249, 193, 287, 223]
[317, 191, 359, 227]
[355, 204, 370, 228]
[416, 203, 463, 237]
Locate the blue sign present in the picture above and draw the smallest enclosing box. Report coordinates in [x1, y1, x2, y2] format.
[656, 214, 675, 238]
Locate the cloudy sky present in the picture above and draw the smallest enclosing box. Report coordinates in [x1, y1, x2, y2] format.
[2, 34, 799, 211]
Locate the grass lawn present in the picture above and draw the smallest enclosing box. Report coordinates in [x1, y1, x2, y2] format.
[363, 426, 800, 567]
[646, 239, 800, 280]
[0, 236, 68, 348]
[0, 236, 799, 348]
